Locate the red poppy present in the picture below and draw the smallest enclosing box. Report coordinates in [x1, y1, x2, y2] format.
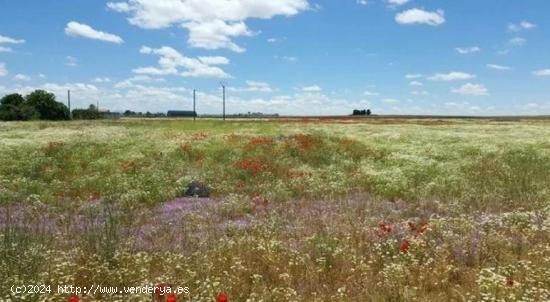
[68, 295, 80, 302]
[506, 277, 514, 287]
[378, 221, 393, 233]
[400, 240, 410, 253]
[166, 293, 177, 302]
[217, 292, 229, 302]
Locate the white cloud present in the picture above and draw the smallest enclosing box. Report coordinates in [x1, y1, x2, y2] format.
[0, 63, 7, 77]
[0, 46, 12, 53]
[198, 56, 230, 65]
[302, 85, 322, 92]
[451, 83, 489, 96]
[107, 0, 309, 52]
[65, 56, 78, 67]
[428, 72, 475, 81]
[411, 90, 429, 95]
[182, 20, 252, 52]
[405, 73, 422, 79]
[509, 37, 526, 46]
[65, 21, 124, 44]
[93, 77, 112, 83]
[456, 46, 480, 54]
[487, 64, 512, 71]
[282, 56, 298, 62]
[386, 0, 409, 7]
[395, 8, 445, 26]
[13, 74, 30, 81]
[508, 21, 536, 32]
[409, 81, 423, 86]
[533, 69, 550, 77]
[364, 90, 379, 96]
[356, 0, 368, 5]
[135, 45, 231, 78]
[0, 34, 25, 44]
[114, 75, 165, 89]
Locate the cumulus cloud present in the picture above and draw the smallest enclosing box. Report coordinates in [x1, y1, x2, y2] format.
[532, 69, 550, 77]
[106, 0, 309, 52]
[0, 34, 25, 44]
[428, 72, 475, 81]
[0, 46, 12, 53]
[135, 45, 231, 78]
[395, 8, 445, 26]
[93, 77, 112, 83]
[0, 63, 7, 77]
[386, 0, 409, 8]
[508, 21, 536, 32]
[451, 83, 489, 96]
[487, 64, 512, 71]
[65, 22, 124, 44]
[409, 81, 423, 86]
[456, 46, 480, 54]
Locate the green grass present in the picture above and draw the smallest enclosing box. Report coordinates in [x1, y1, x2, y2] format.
[1, 118, 550, 301]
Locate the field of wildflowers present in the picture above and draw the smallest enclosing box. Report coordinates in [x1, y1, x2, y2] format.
[1, 118, 550, 301]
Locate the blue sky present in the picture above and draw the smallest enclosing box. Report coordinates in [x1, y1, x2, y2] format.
[1, 0, 550, 115]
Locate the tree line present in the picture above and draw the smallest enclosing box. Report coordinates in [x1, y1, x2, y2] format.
[0, 90, 105, 121]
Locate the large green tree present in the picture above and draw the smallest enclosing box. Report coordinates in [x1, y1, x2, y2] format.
[0, 93, 37, 121]
[24, 90, 70, 120]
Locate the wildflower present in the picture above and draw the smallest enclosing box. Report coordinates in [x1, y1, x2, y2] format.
[68, 295, 80, 302]
[418, 223, 428, 234]
[506, 277, 514, 287]
[217, 292, 229, 302]
[167, 293, 177, 302]
[400, 240, 410, 253]
[378, 221, 393, 233]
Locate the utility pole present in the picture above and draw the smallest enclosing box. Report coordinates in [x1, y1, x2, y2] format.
[67, 90, 71, 119]
[220, 82, 226, 121]
[193, 89, 196, 121]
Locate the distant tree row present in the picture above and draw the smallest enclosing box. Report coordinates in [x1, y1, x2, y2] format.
[352, 109, 372, 116]
[0, 90, 70, 121]
[123, 110, 166, 118]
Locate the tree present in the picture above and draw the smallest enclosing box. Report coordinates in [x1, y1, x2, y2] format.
[366, 109, 372, 116]
[25, 90, 70, 120]
[72, 104, 101, 120]
[0, 93, 37, 121]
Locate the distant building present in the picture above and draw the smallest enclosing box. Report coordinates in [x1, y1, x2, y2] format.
[167, 110, 197, 118]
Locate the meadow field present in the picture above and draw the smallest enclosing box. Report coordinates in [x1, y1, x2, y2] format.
[1, 118, 550, 302]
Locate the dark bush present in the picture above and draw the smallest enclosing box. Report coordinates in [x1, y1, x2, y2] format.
[0, 94, 37, 121]
[72, 104, 101, 120]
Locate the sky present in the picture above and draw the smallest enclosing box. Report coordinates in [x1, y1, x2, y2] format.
[1, 0, 550, 116]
